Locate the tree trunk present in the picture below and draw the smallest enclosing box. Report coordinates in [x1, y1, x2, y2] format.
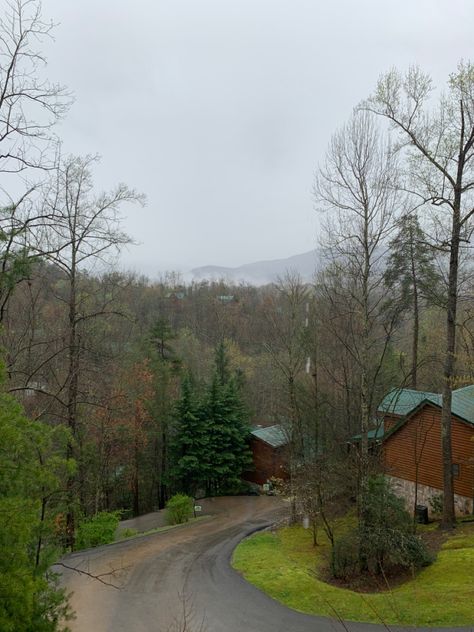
[359, 214, 370, 513]
[66, 247, 78, 549]
[410, 233, 419, 390]
[35, 496, 47, 568]
[440, 210, 460, 529]
[412, 296, 419, 390]
[360, 369, 369, 487]
[413, 464, 419, 534]
[159, 426, 168, 509]
[133, 414, 140, 516]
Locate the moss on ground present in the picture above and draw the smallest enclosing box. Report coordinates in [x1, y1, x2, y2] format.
[232, 519, 474, 626]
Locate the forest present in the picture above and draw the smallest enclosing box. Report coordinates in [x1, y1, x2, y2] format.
[2, 1, 474, 630]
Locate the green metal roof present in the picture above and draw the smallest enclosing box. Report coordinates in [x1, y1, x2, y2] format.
[449, 385, 474, 424]
[352, 423, 385, 442]
[378, 388, 441, 417]
[378, 385, 474, 426]
[251, 424, 289, 448]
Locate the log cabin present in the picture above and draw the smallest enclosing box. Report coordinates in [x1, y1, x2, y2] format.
[379, 385, 474, 515]
[243, 424, 289, 486]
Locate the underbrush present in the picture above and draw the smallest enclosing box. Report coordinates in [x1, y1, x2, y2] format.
[75, 511, 121, 550]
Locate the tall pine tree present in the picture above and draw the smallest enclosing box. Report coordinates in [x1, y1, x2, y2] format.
[384, 214, 441, 388]
[171, 374, 211, 495]
[172, 342, 251, 496]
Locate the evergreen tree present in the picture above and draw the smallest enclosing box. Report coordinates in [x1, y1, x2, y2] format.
[384, 214, 441, 388]
[0, 360, 73, 631]
[149, 318, 178, 362]
[214, 339, 230, 385]
[172, 343, 251, 496]
[171, 374, 210, 495]
[202, 373, 251, 495]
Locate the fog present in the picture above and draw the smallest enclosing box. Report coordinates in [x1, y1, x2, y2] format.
[40, 0, 474, 274]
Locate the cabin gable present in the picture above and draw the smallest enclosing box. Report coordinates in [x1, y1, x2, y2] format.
[383, 402, 474, 511]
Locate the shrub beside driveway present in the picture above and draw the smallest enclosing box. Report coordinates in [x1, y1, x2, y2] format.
[232, 520, 474, 627]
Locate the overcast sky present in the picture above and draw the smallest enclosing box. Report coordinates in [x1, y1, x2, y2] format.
[40, 0, 474, 275]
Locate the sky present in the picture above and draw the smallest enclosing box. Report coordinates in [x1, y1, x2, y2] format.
[39, 0, 474, 275]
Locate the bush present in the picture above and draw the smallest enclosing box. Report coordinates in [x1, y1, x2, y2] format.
[331, 476, 432, 579]
[166, 493, 194, 525]
[75, 511, 121, 550]
[429, 493, 444, 516]
[331, 531, 360, 580]
[118, 527, 138, 539]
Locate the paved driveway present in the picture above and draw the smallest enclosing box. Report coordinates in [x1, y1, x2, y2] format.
[58, 496, 469, 632]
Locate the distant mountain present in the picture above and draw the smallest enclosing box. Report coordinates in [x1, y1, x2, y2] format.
[190, 250, 320, 285]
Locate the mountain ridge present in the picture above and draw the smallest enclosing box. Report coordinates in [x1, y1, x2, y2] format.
[190, 250, 319, 285]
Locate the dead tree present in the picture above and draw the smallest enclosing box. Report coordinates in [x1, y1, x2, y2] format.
[314, 110, 402, 511]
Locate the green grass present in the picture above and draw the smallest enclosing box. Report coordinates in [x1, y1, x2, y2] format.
[232, 519, 474, 627]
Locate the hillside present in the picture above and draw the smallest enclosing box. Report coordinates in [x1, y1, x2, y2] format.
[190, 250, 319, 285]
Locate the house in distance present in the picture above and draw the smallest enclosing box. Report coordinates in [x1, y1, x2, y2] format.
[379, 385, 474, 516]
[244, 424, 289, 486]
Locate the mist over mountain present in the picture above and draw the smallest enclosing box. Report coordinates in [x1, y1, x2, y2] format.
[190, 250, 319, 285]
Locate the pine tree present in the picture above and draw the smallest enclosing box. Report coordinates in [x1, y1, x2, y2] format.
[223, 377, 252, 485]
[149, 318, 178, 362]
[214, 339, 230, 385]
[171, 375, 211, 496]
[384, 214, 441, 388]
[203, 341, 251, 494]
[171, 343, 251, 496]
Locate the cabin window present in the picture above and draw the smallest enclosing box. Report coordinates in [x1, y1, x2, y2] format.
[452, 463, 460, 478]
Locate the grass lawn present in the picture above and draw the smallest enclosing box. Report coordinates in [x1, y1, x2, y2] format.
[232, 518, 474, 626]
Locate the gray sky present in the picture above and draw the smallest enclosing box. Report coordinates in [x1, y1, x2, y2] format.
[41, 0, 474, 275]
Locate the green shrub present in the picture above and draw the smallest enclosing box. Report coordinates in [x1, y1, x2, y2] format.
[331, 476, 432, 579]
[429, 493, 444, 516]
[118, 527, 138, 539]
[166, 493, 194, 525]
[331, 531, 360, 580]
[75, 511, 121, 550]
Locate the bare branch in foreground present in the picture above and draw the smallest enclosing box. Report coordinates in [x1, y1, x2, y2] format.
[54, 561, 130, 589]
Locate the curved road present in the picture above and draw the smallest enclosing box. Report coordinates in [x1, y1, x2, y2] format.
[59, 497, 467, 632]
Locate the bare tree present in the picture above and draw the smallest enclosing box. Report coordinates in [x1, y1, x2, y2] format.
[0, 0, 71, 318]
[262, 272, 311, 521]
[0, 0, 70, 175]
[263, 273, 310, 446]
[363, 62, 474, 528]
[314, 110, 401, 505]
[41, 154, 145, 546]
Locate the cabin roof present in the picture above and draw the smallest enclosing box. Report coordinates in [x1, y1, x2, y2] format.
[352, 424, 385, 442]
[251, 424, 289, 448]
[378, 385, 474, 427]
